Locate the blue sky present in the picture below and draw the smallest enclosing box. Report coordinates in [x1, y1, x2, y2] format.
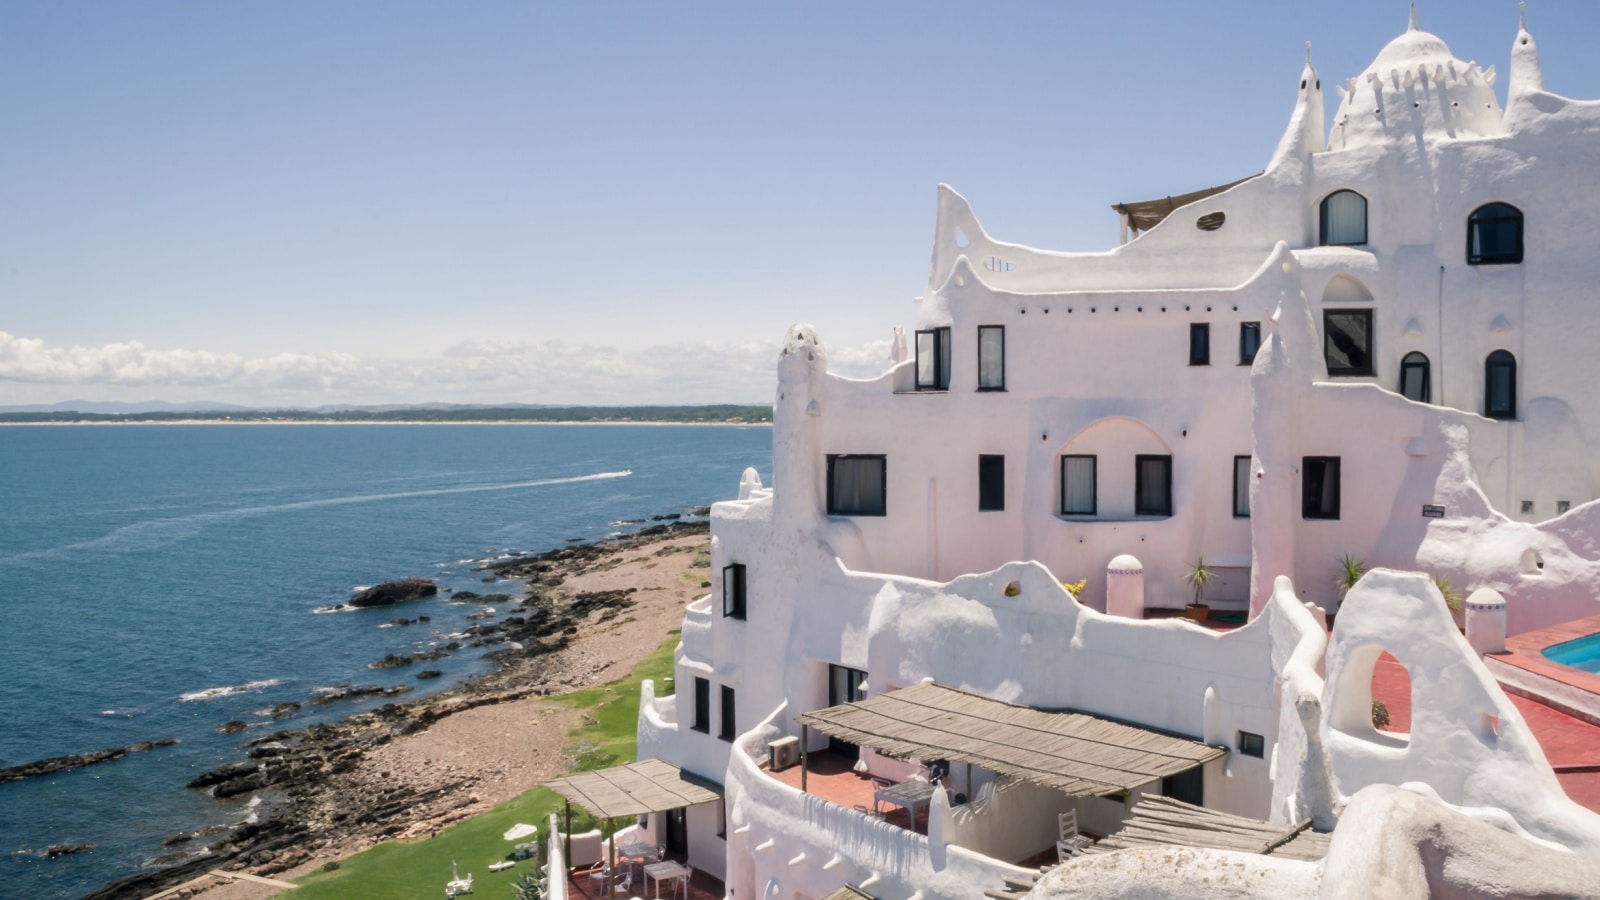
[4, 1, 1598, 407]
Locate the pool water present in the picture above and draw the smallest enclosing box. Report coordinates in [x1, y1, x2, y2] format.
[1542, 632, 1600, 675]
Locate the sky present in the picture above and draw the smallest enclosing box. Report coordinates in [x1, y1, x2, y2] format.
[4, 1, 1600, 409]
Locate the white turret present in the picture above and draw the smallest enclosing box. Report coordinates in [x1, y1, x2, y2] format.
[1504, 3, 1547, 132]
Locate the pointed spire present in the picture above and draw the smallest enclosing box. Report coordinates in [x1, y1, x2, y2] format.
[1409, 3, 1419, 32]
[1520, 1, 1527, 31]
[1306, 41, 1313, 66]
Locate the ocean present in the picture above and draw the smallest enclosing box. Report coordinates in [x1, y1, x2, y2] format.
[0, 423, 771, 899]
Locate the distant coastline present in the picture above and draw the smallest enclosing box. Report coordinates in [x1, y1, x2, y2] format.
[0, 404, 773, 426]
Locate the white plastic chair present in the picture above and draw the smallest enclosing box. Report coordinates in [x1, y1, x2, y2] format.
[1056, 810, 1094, 860]
[613, 871, 634, 895]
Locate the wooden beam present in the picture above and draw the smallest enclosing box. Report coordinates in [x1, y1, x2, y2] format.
[801, 724, 809, 794]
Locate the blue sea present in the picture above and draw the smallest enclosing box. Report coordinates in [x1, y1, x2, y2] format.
[0, 423, 771, 899]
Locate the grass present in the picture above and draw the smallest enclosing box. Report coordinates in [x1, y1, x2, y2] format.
[289, 630, 680, 899]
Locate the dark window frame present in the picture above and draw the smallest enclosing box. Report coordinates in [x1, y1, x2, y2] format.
[1323, 309, 1375, 377]
[1302, 456, 1342, 520]
[1189, 323, 1211, 366]
[826, 454, 887, 516]
[718, 684, 736, 742]
[1233, 455, 1251, 519]
[722, 563, 746, 620]
[1485, 350, 1517, 419]
[1238, 731, 1265, 758]
[1468, 202, 1524, 265]
[978, 454, 1005, 512]
[1319, 189, 1368, 246]
[1060, 454, 1097, 516]
[1239, 322, 1261, 365]
[976, 325, 1005, 391]
[1135, 454, 1174, 517]
[828, 664, 868, 706]
[914, 327, 951, 391]
[691, 677, 711, 733]
[1399, 351, 1430, 403]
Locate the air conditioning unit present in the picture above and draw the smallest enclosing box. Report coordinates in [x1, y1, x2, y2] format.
[769, 736, 800, 772]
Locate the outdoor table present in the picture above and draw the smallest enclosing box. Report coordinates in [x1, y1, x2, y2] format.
[617, 840, 658, 863]
[874, 779, 938, 832]
[643, 859, 689, 900]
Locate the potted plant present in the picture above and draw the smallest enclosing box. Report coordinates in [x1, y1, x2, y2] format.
[1335, 553, 1367, 596]
[1183, 556, 1214, 622]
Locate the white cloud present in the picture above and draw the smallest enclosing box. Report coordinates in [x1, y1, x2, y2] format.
[0, 331, 897, 407]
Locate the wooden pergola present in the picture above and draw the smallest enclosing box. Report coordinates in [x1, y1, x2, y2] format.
[795, 682, 1225, 798]
[545, 758, 722, 894]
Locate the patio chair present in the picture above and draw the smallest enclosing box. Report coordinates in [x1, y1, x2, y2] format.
[613, 871, 634, 895]
[1056, 810, 1094, 861]
[682, 865, 695, 900]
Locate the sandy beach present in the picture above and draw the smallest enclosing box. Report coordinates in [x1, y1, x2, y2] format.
[158, 525, 713, 900]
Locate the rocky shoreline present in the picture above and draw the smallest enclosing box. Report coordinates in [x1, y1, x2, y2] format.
[84, 519, 710, 900]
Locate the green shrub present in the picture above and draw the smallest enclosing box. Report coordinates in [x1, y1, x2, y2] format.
[1371, 699, 1391, 730]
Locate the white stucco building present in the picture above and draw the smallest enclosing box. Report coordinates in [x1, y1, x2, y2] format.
[620, 10, 1600, 899]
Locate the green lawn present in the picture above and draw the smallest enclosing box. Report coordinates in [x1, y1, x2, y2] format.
[289, 631, 679, 898]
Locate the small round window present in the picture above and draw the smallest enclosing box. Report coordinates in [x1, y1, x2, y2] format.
[1196, 212, 1226, 232]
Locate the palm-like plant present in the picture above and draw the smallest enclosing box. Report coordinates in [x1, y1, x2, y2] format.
[1433, 575, 1463, 613]
[1335, 554, 1367, 595]
[1185, 556, 1215, 606]
[513, 870, 544, 900]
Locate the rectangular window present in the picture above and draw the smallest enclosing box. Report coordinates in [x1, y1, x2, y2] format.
[1239, 322, 1261, 365]
[722, 563, 746, 619]
[978, 455, 1005, 511]
[691, 677, 710, 733]
[1233, 455, 1251, 518]
[1189, 323, 1210, 366]
[977, 325, 1005, 390]
[828, 664, 868, 706]
[1135, 455, 1173, 516]
[1061, 455, 1097, 515]
[1303, 456, 1341, 519]
[1323, 310, 1374, 376]
[827, 455, 886, 516]
[719, 685, 736, 742]
[915, 327, 951, 390]
[1238, 731, 1265, 758]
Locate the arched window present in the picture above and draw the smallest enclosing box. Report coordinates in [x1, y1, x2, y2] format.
[1485, 350, 1517, 419]
[1468, 203, 1523, 265]
[1320, 190, 1368, 246]
[1399, 352, 1430, 403]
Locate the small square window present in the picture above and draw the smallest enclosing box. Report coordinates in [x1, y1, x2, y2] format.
[722, 563, 746, 619]
[1233, 456, 1251, 518]
[1136, 455, 1173, 517]
[827, 455, 886, 516]
[978, 455, 1005, 511]
[1558, 500, 1572, 514]
[1323, 310, 1373, 376]
[1061, 455, 1097, 515]
[1239, 322, 1261, 365]
[719, 685, 737, 742]
[691, 678, 710, 733]
[1190, 323, 1211, 366]
[977, 325, 1005, 391]
[1521, 500, 1534, 515]
[1238, 730, 1265, 758]
[1303, 457, 1341, 519]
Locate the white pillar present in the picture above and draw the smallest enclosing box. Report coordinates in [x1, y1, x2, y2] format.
[1106, 554, 1145, 619]
[1465, 587, 1507, 655]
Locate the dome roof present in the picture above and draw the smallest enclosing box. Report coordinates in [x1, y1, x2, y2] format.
[1364, 26, 1459, 78]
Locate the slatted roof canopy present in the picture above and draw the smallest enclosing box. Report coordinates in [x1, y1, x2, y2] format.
[818, 886, 876, 900]
[796, 682, 1225, 797]
[1111, 174, 1260, 233]
[1079, 794, 1331, 861]
[545, 758, 722, 819]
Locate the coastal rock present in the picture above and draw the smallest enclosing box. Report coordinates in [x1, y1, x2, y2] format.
[0, 738, 178, 785]
[416, 669, 444, 679]
[348, 578, 437, 608]
[368, 650, 448, 669]
[218, 721, 250, 734]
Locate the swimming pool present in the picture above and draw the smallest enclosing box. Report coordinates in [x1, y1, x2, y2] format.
[1542, 631, 1600, 675]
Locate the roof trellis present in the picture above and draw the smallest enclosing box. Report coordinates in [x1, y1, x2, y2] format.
[1111, 174, 1261, 234]
[795, 682, 1225, 797]
[544, 758, 722, 819]
[1078, 794, 1331, 861]
[818, 886, 877, 900]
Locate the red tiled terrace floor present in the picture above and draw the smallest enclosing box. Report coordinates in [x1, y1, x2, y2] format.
[767, 751, 928, 832]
